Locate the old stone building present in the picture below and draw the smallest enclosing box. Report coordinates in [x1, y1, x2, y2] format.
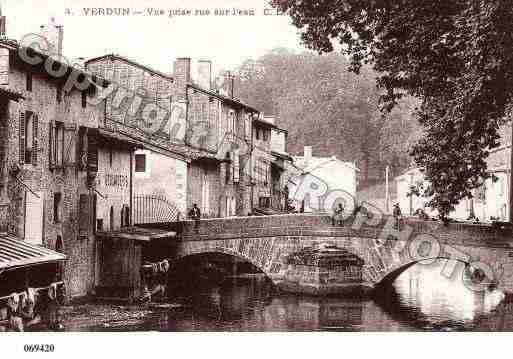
[85, 55, 261, 219]
[0, 32, 113, 298]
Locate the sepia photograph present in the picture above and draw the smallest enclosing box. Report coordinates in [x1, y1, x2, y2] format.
[1, 0, 513, 356]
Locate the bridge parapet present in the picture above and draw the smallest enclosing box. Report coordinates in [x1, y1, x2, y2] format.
[177, 213, 513, 249]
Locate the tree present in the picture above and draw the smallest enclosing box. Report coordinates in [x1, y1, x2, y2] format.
[272, 0, 513, 217]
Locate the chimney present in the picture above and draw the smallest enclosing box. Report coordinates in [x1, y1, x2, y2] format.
[304, 146, 312, 165]
[40, 18, 63, 56]
[0, 3, 6, 38]
[173, 57, 191, 100]
[224, 71, 234, 98]
[197, 59, 212, 90]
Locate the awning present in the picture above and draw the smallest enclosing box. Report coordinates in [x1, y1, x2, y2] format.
[0, 233, 66, 271]
[91, 128, 143, 150]
[96, 226, 177, 242]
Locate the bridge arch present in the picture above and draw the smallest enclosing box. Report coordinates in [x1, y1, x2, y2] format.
[374, 257, 492, 291]
[172, 248, 277, 286]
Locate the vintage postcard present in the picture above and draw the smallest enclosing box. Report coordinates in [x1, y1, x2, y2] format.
[0, 0, 512, 356]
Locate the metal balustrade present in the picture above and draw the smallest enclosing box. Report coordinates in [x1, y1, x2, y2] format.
[133, 195, 180, 224]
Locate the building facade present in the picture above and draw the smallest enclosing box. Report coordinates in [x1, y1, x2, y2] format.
[0, 34, 115, 298]
[288, 146, 359, 214]
[86, 55, 262, 219]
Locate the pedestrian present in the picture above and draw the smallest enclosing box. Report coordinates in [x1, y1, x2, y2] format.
[332, 203, 345, 226]
[393, 203, 402, 229]
[188, 203, 201, 232]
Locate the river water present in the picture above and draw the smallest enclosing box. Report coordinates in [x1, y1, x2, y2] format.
[62, 259, 513, 331]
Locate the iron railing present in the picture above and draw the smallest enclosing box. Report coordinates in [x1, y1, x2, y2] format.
[0, 203, 9, 232]
[133, 195, 181, 224]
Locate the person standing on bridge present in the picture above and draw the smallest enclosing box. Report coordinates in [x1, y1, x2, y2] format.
[189, 203, 201, 232]
[332, 203, 345, 226]
[393, 203, 402, 230]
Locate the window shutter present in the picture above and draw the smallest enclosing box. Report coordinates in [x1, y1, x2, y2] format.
[19, 111, 25, 164]
[31, 114, 38, 164]
[64, 124, 77, 166]
[77, 126, 87, 170]
[78, 193, 90, 237]
[87, 132, 98, 172]
[48, 121, 55, 169]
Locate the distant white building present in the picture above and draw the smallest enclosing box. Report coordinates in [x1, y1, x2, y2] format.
[287, 146, 359, 213]
[396, 144, 510, 222]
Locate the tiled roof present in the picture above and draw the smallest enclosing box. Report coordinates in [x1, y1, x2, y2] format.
[188, 84, 260, 113]
[85, 54, 174, 81]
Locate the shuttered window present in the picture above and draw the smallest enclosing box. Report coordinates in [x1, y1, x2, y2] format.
[32, 114, 38, 164]
[19, 111, 25, 164]
[87, 132, 98, 172]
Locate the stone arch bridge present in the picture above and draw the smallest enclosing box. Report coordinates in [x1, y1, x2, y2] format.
[169, 214, 513, 294]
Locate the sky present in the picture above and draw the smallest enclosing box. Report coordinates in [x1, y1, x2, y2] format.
[2, 0, 307, 77]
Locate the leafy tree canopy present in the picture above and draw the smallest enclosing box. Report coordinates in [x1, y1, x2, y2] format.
[272, 0, 513, 216]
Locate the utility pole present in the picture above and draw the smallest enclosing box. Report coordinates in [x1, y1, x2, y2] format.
[509, 122, 513, 223]
[385, 165, 390, 214]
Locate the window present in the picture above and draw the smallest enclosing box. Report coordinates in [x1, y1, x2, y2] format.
[81, 91, 87, 108]
[56, 85, 62, 103]
[53, 192, 62, 223]
[109, 206, 114, 230]
[263, 130, 269, 142]
[225, 153, 231, 184]
[26, 72, 32, 92]
[20, 111, 38, 165]
[135, 153, 146, 172]
[109, 148, 113, 167]
[256, 128, 260, 140]
[233, 150, 240, 183]
[201, 103, 207, 121]
[24, 112, 33, 163]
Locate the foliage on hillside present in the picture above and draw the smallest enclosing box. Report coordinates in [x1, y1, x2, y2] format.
[233, 49, 420, 185]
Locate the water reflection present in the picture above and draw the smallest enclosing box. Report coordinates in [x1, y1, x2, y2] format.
[375, 259, 505, 330]
[163, 259, 508, 331]
[64, 259, 513, 331]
